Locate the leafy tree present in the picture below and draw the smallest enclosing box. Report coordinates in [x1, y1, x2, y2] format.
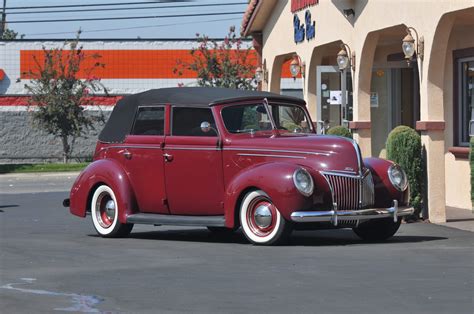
[23, 31, 107, 163]
[1, 28, 24, 40]
[174, 26, 257, 90]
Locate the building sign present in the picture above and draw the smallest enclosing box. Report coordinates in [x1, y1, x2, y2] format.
[294, 10, 315, 43]
[291, 0, 319, 13]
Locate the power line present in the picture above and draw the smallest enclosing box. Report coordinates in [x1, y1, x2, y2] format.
[5, 1, 190, 10]
[7, 11, 244, 24]
[25, 17, 242, 37]
[6, 2, 247, 15]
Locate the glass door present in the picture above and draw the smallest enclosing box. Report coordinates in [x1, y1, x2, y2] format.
[316, 66, 352, 134]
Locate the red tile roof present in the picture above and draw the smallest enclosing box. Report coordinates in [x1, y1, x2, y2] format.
[241, 0, 260, 37]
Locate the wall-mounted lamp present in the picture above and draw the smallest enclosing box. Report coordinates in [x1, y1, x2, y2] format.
[402, 27, 424, 66]
[343, 8, 355, 17]
[336, 43, 355, 72]
[289, 54, 305, 79]
[255, 63, 268, 83]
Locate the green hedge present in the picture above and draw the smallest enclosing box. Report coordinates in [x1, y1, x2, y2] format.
[326, 125, 352, 138]
[386, 125, 424, 217]
[471, 137, 474, 209]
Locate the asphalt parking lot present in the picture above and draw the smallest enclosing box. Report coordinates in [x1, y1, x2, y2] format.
[0, 174, 473, 313]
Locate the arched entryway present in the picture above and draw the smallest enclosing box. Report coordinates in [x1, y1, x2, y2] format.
[423, 7, 474, 220]
[306, 41, 353, 134]
[358, 25, 421, 158]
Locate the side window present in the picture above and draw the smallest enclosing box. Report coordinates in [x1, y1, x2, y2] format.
[131, 107, 165, 136]
[172, 107, 217, 137]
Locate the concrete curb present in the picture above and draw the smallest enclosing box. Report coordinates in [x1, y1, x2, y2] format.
[0, 171, 81, 178]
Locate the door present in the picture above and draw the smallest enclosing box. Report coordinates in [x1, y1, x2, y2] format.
[163, 106, 224, 215]
[122, 106, 168, 214]
[316, 66, 353, 134]
[370, 68, 419, 156]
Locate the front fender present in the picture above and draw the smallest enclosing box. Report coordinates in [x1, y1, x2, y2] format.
[69, 159, 137, 223]
[224, 162, 313, 228]
[364, 157, 407, 206]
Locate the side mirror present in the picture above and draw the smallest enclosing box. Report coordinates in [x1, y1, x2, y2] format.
[200, 121, 212, 133]
[470, 120, 474, 137]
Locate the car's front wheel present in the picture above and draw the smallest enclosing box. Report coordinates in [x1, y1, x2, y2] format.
[352, 218, 401, 241]
[239, 190, 291, 245]
[91, 185, 133, 238]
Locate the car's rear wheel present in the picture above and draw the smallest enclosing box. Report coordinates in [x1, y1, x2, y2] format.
[239, 190, 291, 245]
[91, 185, 133, 238]
[352, 218, 401, 241]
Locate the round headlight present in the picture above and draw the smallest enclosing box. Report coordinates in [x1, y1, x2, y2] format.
[388, 164, 408, 192]
[293, 168, 314, 197]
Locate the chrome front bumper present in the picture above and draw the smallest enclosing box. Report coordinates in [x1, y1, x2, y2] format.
[290, 200, 414, 226]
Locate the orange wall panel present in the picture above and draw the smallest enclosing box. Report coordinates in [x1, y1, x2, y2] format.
[20, 49, 296, 80]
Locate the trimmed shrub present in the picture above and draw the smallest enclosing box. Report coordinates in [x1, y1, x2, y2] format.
[471, 137, 474, 209]
[386, 125, 424, 217]
[327, 125, 352, 139]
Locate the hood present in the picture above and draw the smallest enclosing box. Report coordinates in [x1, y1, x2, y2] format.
[226, 134, 363, 175]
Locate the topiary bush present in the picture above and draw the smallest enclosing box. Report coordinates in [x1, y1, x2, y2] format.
[386, 125, 424, 218]
[470, 137, 474, 210]
[326, 125, 352, 138]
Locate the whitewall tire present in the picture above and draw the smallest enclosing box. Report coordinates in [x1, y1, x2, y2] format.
[239, 190, 291, 245]
[91, 185, 133, 238]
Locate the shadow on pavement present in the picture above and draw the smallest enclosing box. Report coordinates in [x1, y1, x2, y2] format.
[0, 204, 19, 209]
[91, 228, 448, 246]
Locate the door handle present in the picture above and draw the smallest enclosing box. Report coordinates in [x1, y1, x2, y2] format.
[163, 153, 173, 162]
[122, 150, 132, 160]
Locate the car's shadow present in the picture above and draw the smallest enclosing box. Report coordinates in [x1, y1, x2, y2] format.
[0, 204, 19, 209]
[113, 228, 448, 247]
[0, 204, 19, 213]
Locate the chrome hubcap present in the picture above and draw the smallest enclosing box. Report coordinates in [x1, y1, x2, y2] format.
[95, 192, 116, 228]
[254, 204, 272, 228]
[105, 200, 116, 221]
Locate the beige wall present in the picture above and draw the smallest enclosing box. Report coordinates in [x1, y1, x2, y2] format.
[253, 0, 474, 217]
[443, 25, 474, 210]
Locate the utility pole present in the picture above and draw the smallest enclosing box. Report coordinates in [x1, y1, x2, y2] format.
[1, 0, 6, 36]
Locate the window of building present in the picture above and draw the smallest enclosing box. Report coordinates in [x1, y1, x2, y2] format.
[172, 107, 217, 136]
[131, 106, 165, 135]
[457, 56, 474, 146]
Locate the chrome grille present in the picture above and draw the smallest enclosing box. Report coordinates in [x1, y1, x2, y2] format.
[321, 170, 374, 210]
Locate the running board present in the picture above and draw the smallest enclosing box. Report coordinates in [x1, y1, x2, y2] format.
[126, 213, 225, 227]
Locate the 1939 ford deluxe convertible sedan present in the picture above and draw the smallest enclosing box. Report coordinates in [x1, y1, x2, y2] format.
[64, 87, 413, 245]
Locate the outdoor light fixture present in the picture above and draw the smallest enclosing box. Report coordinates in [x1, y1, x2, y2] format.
[402, 27, 424, 66]
[343, 8, 355, 17]
[255, 62, 268, 83]
[289, 54, 305, 79]
[336, 43, 355, 72]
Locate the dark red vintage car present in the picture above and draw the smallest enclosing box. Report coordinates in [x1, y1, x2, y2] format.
[65, 87, 413, 245]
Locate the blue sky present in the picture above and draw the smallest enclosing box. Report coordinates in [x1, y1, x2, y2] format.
[4, 0, 248, 39]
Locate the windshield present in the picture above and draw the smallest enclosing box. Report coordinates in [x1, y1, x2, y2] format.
[221, 103, 313, 134]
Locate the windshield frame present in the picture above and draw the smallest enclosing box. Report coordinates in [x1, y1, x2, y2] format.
[220, 100, 315, 135]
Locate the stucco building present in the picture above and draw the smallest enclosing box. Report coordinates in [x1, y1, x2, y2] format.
[241, 0, 474, 222]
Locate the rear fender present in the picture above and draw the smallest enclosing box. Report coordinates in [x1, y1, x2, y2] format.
[224, 162, 313, 228]
[69, 159, 137, 223]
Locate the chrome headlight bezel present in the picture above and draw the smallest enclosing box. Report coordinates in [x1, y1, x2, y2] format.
[388, 164, 408, 192]
[293, 167, 314, 197]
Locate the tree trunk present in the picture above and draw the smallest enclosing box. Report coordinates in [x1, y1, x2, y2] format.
[61, 135, 70, 164]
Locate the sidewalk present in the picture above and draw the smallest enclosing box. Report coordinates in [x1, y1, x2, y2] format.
[439, 206, 474, 232]
[0, 171, 81, 178]
[0, 171, 79, 194]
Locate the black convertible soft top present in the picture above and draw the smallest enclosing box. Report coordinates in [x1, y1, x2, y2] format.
[98, 87, 305, 143]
